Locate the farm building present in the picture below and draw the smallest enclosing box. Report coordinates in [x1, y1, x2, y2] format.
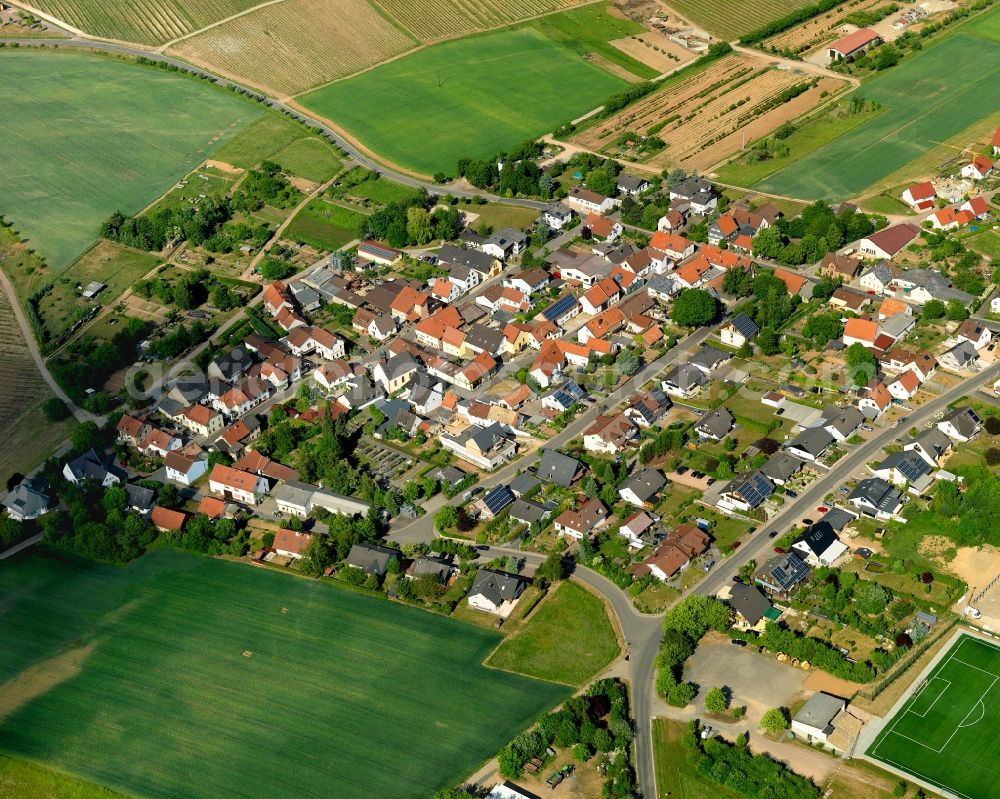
[827, 28, 880, 60]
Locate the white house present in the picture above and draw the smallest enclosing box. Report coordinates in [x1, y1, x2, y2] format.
[900, 181, 936, 211]
[164, 450, 209, 486]
[792, 522, 848, 568]
[566, 186, 620, 215]
[956, 319, 992, 350]
[961, 155, 994, 181]
[541, 202, 575, 231]
[791, 692, 847, 745]
[208, 464, 269, 505]
[937, 406, 981, 442]
[467, 570, 525, 614]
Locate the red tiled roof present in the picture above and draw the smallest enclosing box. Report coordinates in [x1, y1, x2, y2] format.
[150, 506, 187, 531]
[209, 464, 261, 492]
[829, 27, 879, 55]
[906, 181, 935, 202]
[198, 496, 227, 519]
[773, 268, 804, 295]
[273, 528, 313, 556]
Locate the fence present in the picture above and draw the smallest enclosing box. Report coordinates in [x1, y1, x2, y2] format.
[974, 573, 1000, 604]
[855, 615, 960, 701]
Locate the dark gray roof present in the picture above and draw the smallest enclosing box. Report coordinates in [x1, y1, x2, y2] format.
[757, 552, 809, 592]
[822, 406, 863, 438]
[509, 497, 553, 524]
[2, 477, 49, 518]
[662, 363, 708, 392]
[537, 449, 583, 487]
[727, 472, 774, 508]
[432, 465, 467, 486]
[878, 450, 931, 482]
[438, 243, 496, 274]
[64, 449, 113, 482]
[469, 569, 525, 606]
[696, 407, 734, 439]
[408, 555, 453, 581]
[849, 478, 901, 513]
[940, 406, 981, 438]
[819, 507, 857, 531]
[543, 202, 573, 220]
[689, 345, 729, 372]
[795, 521, 838, 558]
[124, 483, 156, 512]
[347, 543, 401, 575]
[787, 427, 835, 457]
[727, 583, 772, 626]
[467, 422, 511, 453]
[481, 484, 515, 515]
[464, 323, 506, 355]
[728, 312, 759, 339]
[620, 469, 666, 502]
[617, 174, 649, 192]
[760, 452, 804, 482]
[381, 353, 419, 380]
[908, 427, 953, 459]
[943, 340, 979, 366]
[793, 692, 845, 732]
[671, 177, 716, 201]
[510, 473, 541, 497]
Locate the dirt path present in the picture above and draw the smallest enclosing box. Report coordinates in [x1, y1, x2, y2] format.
[158, 0, 288, 49]
[730, 43, 861, 88]
[0, 268, 93, 423]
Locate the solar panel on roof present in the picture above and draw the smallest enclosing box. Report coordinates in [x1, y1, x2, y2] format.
[542, 294, 578, 321]
[483, 485, 515, 515]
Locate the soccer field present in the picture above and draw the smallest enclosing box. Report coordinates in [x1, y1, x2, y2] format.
[866, 634, 1000, 799]
[0, 51, 260, 271]
[756, 19, 1000, 200]
[300, 27, 628, 176]
[0, 550, 566, 799]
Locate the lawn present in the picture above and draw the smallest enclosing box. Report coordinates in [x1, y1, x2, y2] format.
[652, 719, 742, 799]
[342, 172, 425, 206]
[967, 229, 1000, 262]
[0, 549, 567, 799]
[866, 634, 1000, 799]
[0, 51, 261, 271]
[486, 580, 620, 685]
[285, 199, 366, 250]
[272, 137, 342, 183]
[300, 27, 628, 175]
[757, 21, 1000, 200]
[0, 755, 127, 799]
[467, 202, 542, 232]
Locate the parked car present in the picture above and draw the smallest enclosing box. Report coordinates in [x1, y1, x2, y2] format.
[676, 465, 689, 475]
[768, 530, 779, 538]
[817, 506, 829, 513]
[802, 518, 814, 526]
[861, 424, 873, 432]
[706, 478, 716, 486]
[731, 638, 747, 647]
[786, 489, 798, 498]
[839, 486, 850, 494]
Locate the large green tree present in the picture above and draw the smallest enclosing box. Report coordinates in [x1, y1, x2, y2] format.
[671, 289, 719, 327]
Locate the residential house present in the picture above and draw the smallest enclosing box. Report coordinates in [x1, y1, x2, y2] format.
[163, 448, 209, 486]
[541, 202, 575, 231]
[438, 244, 501, 281]
[580, 277, 621, 315]
[956, 319, 991, 350]
[583, 413, 636, 454]
[617, 173, 650, 196]
[313, 360, 356, 393]
[792, 522, 848, 567]
[541, 379, 587, 414]
[961, 155, 994, 181]
[755, 551, 809, 595]
[347, 543, 401, 576]
[717, 472, 774, 514]
[904, 427, 954, 467]
[618, 468, 666, 507]
[843, 318, 879, 348]
[872, 450, 932, 492]
[994, 126, 1000, 156]
[858, 381, 892, 419]
[858, 262, 899, 295]
[3, 477, 49, 521]
[541, 293, 581, 327]
[786, 427, 835, 462]
[726, 583, 777, 632]
[937, 406, 982, 442]
[467, 569, 526, 614]
[554, 498, 609, 539]
[233, 450, 299, 483]
[389, 286, 432, 323]
[566, 185, 620, 215]
[619, 510, 655, 549]
[357, 240, 402, 266]
[661, 363, 708, 398]
[583, 213, 622, 243]
[648, 231, 696, 263]
[857, 224, 920, 260]
[669, 177, 717, 215]
[537, 449, 584, 487]
[819, 253, 863, 281]
[504, 268, 550, 295]
[406, 556, 455, 583]
[635, 525, 710, 581]
[273, 528, 314, 559]
[823, 406, 863, 442]
[760, 452, 804, 486]
[123, 483, 156, 515]
[477, 285, 530, 314]
[557, 254, 611, 288]
[624, 389, 671, 429]
[414, 306, 464, 349]
[208, 464, 269, 505]
[901, 180, 936, 211]
[509, 497, 553, 527]
[848, 477, 902, 519]
[720, 312, 759, 347]
[695, 408, 734, 441]
[689, 345, 729, 374]
[372, 353, 419, 394]
[63, 449, 120, 487]
[473, 484, 516, 520]
[431, 277, 462, 304]
[150, 506, 187, 533]
[961, 195, 990, 219]
[939, 340, 981, 372]
[883, 349, 937, 382]
[178, 404, 224, 437]
[829, 288, 869, 314]
[440, 423, 517, 470]
[117, 414, 152, 447]
[930, 206, 976, 231]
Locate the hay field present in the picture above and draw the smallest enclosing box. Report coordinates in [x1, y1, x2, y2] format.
[664, 0, 817, 39]
[375, 0, 584, 41]
[0, 549, 567, 799]
[0, 50, 259, 271]
[169, 0, 417, 96]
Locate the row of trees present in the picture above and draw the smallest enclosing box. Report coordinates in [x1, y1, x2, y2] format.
[362, 191, 462, 248]
[656, 596, 731, 706]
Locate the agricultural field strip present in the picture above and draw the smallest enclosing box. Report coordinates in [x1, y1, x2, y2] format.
[371, 0, 586, 41]
[663, 0, 816, 40]
[764, 0, 884, 52]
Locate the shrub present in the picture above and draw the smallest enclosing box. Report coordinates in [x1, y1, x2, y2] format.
[986, 448, 1000, 466]
[760, 707, 790, 733]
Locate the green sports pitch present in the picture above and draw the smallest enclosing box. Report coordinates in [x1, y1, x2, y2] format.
[866, 634, 1000, 799]
[756, 7, 1000, 201]
[0, 51, 260, 270]
[300, 27, 628, 176]
[0, 550, 566, 799]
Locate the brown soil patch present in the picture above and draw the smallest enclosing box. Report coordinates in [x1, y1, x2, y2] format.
[918, 534, 955, 560]
[610, 32, 694, 73]
[202, 159, 244, 174]
[950, 545, 1000, 589]
[802, 670, 862, 697]
[0, 642, 95, 721]
[586, 53, 643, 83]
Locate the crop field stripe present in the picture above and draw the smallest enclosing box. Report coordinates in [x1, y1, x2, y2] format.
[756, 25, 1000, 201]
[300, 27, 627, 174]
[0, 550, 566, 799]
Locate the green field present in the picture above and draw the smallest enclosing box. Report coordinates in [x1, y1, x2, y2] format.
[0, 52, 260, 270]
[0, 550, 566, 799]
[867, 634, 1000, 799]
[300, 27, 628, 175]
[0, 755, 128, 799]
[272, 138, 342, 183]
[757, 18, 1000, 200]
[652, 719, 742, 799]
[285, 199, 366, 250]
[486, 581, 619, 685]
[663, 0, 815, 40]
